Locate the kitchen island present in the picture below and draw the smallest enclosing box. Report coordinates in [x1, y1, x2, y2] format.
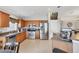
[52, 33, 73, 53]
[0, 30, 26, 49]
[0, 30, 26, 53]
[0, 31, 19, 49]
[72, 32, 79, 53]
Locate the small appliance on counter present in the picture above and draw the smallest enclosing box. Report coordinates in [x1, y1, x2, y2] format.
[60, 28, 72, 42]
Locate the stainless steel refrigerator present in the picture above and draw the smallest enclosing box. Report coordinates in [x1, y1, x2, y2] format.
[40, 23, 48, 40]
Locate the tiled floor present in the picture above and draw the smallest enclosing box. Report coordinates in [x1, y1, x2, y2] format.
[19, 39, 52, 53]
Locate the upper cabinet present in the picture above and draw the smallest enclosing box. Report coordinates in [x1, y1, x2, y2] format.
[0, 11, 9, 28]
[21, 20, 26, 27]
[18, 19, 26, 28]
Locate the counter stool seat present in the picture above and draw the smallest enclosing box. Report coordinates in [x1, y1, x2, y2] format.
[4, 42, 20, 53]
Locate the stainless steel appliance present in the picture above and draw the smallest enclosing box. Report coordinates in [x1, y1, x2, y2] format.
[40, 23, 48, 40]
[60, 28, 72, 41]
[28, 31, 35, 39]
[27, 24, 37, 39]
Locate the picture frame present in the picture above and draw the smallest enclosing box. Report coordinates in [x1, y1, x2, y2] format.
[50, 12, 58, 20]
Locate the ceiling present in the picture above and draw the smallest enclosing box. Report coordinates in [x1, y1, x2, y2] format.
[0, 6, 57, 20]
[0, 6, 79, 20]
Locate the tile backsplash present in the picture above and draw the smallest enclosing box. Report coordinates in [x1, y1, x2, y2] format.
[0, 22, 18, 33]
[0, 28, 8, 33]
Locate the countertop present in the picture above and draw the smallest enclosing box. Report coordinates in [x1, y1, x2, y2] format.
[52, 31, 79, 42]
[52, 33, 73, 53]
[0, 32, 19, 37]
[0, 31, 22, 37]
[52, 33, 72, 43]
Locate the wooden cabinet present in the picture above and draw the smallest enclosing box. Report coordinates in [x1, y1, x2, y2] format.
[53, 39, 73, 53]
[25, 20, 40, 39]
[16, 33, 22, 42]
[0, 11, 9, 28]
[16, 32, 26, 42]
[18, 19, 26, 28]
[72, 40, 79, 53]
[0, 37, 6, 49]
[21, 20, 26, 27]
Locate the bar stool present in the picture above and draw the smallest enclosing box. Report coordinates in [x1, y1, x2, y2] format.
[4, 42, 20, 53]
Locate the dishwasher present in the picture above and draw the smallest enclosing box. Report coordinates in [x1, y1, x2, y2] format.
[28, 31, 35, 39]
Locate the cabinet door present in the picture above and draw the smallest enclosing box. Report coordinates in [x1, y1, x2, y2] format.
[21, 32, 26, 41]
[21, 32, 24, 41]
[18, 20, 26, 28]
[16, 33, 22, 42]
[16, 32, 26, 42]
[0, 37, 6, 49]
[21, 20, 26, 27]
[73, 40, 79, 53]
[53, 39, 73, 53]
[0, 11, 9, 27]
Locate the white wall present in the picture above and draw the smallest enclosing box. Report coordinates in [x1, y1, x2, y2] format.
[48, 20, 61, 39]
[60, 17, 79, 30]
[72, 40, 79, 53]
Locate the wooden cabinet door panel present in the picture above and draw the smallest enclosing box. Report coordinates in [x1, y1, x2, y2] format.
[16, 32, 26, 42]
[25, 20, 40, 39]
[21, 20, 26, 27]
[0, 37, 6, 49]
[18, 20, 26, 28]
[16, 33, 22, 42]
[0, 11, 9, 27]
[21, 32, 26, 41]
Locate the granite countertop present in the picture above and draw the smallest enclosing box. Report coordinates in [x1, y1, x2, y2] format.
[0, 30, 21, 37]
[0, 32, 19, 37]
[52, 33, 72, 43]
[5, 32, 19, 37]
[0, 30, 27, 38]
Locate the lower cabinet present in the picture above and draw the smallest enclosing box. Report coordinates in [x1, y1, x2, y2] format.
[72, 40, 79, 53]
[16, 32, 26, 42]
[53, 39, 73, 53]
[0, 37, 6, 49]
